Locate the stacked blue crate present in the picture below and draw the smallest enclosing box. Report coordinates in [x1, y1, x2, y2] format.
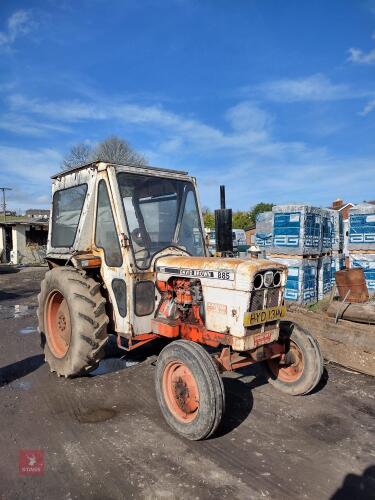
[330, 209, 344, 252]
[318, 255, 332, 299]
[270, 256, 318, 304]
[271, 205, 322, 255]
[348, 204, 375, 292]
[349, 254, 375, 292]
[348, 204, 375, 250]
[255, 211, 273, 248]
[321, 209, 333, 254]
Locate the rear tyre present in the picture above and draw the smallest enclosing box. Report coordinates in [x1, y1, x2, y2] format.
[155, 340, 225, 440]
[38, 267, 109, 377]
[265, 322, 323, 396]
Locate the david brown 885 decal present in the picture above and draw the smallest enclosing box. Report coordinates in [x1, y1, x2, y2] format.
[156, 266, 235, 281]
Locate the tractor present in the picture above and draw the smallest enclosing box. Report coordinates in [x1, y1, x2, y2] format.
[38, 161, 323, 440]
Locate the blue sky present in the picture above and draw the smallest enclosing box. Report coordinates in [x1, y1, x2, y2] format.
[0, 0, 374, 212]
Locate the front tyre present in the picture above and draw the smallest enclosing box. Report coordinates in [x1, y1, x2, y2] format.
[266, 322, 323, 396]
[38, 267, 109, 377]
[155, 340, 225, 440]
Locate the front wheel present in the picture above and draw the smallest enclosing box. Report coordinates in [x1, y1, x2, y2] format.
[155, 340, 225, 440]
[266, 322, 323, 396]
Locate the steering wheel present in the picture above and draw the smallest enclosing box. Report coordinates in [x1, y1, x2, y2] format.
[131, 228, 144, 246]
[131, 228, 151, 266]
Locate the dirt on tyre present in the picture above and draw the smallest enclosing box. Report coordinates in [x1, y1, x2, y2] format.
[265, 322, 323, 396]
[38, 267, 109, 377]
[155, 340, 225, 440]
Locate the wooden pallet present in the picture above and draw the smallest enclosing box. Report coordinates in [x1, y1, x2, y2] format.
[268, 253, 331, 260]
[349, 249, 375, 255]
[286, 307, 375, 377]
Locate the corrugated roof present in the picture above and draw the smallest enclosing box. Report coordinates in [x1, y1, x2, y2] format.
[0, 220, 49, 227]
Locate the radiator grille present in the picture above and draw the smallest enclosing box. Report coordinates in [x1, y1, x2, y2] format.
[250, 290, 266, 311]
[266, 287, 280, 308]
[249, 288, 281, 312]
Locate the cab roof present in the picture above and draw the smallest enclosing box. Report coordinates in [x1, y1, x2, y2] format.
[51, 161, 188, 180]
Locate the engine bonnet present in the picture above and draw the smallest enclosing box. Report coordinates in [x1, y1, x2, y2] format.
[155, 255, 287, 291]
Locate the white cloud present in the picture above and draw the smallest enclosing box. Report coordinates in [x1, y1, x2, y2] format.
[2, 89, 374, 209]
[348, 47, 375, 64]
[257, 74, 353, 102]
[0, 113, 71, 136]
[5, 92, 321, 163]
[0, 10, 35, 51]
[225, 101, 272, 134]
[360, 98, 375, 116]
[8, 94, 104, 121]
[0, 145, 63, 210]
[198, 156, 375, 210]
[0, 145, 62, 182]
[348, 33, 375, 64]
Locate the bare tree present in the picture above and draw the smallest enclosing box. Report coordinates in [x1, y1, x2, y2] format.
[62, 143, 92, 170]
[61, 136, 146, 170]
[94, 136, 146, 166]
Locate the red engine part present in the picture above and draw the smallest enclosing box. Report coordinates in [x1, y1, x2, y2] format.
[155, 278, 205, 329]
[157, 278, 195, 305]
[153, 278, 284, 363]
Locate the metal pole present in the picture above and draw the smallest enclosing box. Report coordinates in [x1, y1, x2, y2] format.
[0, 187, 12, 221]
[220, 185, 226, 209]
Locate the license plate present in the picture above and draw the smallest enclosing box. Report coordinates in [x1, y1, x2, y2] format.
[243, 306, 286, 327]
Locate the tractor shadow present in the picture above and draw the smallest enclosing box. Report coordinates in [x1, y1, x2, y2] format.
[89, 335, 167, 377]
[0, 265, 20, 275]
[216, 361, 329, 437]
[309, 366, 329, 395]
[0, 354, 44, 387]
[216, 364, 268, 437]
[331, 465, 375, 499]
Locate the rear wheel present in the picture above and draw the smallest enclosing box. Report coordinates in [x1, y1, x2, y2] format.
[155, 340, 225, 440]
[38, 267, 109, 377]
[266, 322, 323, 395]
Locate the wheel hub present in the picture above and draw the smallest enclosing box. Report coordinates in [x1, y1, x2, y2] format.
[268, 340, 304, 383]
[163, 361, 199, 422]
[45, 290, 72, 358]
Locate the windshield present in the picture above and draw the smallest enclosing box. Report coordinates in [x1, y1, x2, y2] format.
[118, 172, 205, 268]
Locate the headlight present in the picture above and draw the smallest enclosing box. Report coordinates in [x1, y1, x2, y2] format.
[253, 273, 263, 289]
[273, 271, 282, 287]
[263, 271, 274, 287]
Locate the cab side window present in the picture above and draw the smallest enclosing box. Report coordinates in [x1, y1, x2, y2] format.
[95, 180, 123, 267]
[52, 184, 87, 248]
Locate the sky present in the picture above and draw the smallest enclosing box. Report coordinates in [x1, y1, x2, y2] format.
[0, 0, 374, 212]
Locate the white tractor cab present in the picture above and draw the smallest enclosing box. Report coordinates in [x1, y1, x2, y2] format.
[39, 161, 323, 440]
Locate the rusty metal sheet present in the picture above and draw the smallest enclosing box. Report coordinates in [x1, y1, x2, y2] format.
[335, 268, 369, 303]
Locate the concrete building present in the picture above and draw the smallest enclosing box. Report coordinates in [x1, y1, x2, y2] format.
[25, 209, 50, 220]
[0, 220, 48, 265]
[331, 199, 354, 221]
[244, 224, 256, 246]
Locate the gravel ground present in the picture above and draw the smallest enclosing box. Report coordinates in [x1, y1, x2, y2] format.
[0, 266, 374, 500]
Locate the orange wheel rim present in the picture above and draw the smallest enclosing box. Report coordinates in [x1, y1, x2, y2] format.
[44, 290, 71, 358]
[162, 361, 199, 423]
[268, 340, 304, 383]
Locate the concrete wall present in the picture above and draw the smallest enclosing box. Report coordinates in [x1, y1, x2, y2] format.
[11, 225, 26, 264]
[10, 224, 47, 265]
[0, 226, 5, 263]
[245, 228, 256, 246]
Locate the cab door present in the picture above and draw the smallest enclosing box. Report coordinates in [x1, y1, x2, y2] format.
[93, 172, 131, 335]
